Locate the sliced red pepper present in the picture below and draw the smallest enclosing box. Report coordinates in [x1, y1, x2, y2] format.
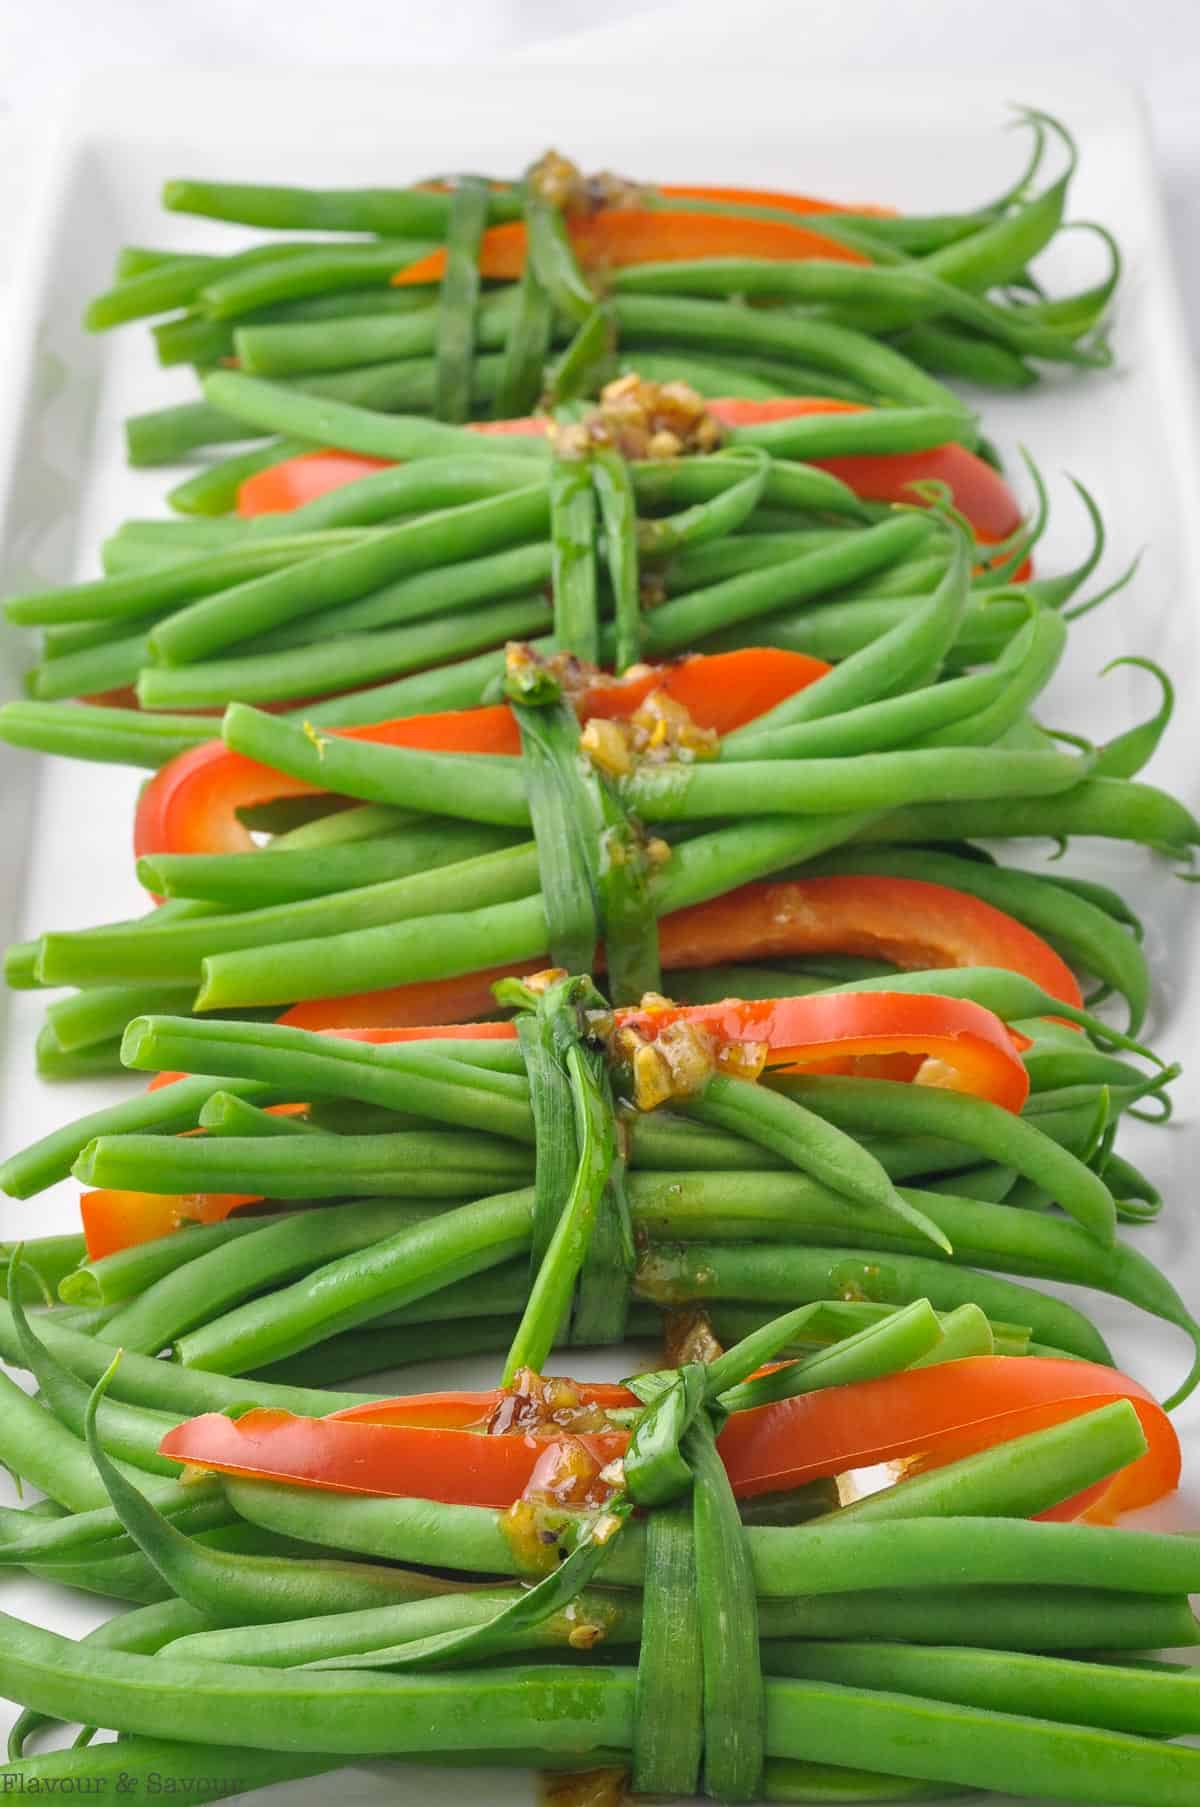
[134, 705, 521, 859]
[79, 1187, 259, 1260]
[655, 875, 1083, 1007]
[294, 992, 1029, 1112]
[281, 872, 1082, 1037]
[157, 1356, 1178, 1525]
[618, 990, 1030, 1111]
[236, 450, 392, 518]
[391, 211, 870, 290]
[133, 649, 828, 862]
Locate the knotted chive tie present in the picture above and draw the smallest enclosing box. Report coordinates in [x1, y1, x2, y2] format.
[494, 971, 634, 1374]
[490, 954, 957, 1387]
[502, 651, 662, 1001]
[298, 1301, 941, 1788]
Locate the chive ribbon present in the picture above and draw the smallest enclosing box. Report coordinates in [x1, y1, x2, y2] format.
[503, 654, 662, 1002]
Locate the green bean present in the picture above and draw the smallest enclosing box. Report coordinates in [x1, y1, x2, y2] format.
[619, 348, 786, 401]
[725, 529, 968, 740]
[639, 513, 937, 655]
[125, 401, 267, 467]
[0, 1366, 187, 1518]
[630, 1169, 1197, 1385]
[147, 486, 549, 665]
[8, 1280, 182, 1477]
[631, 451, 866, 520]
[686, 1080, 949, 1252]
[237, 453, 547, 540]
[174, 1188, 533, 1373]
[6, 531, 368, 628]
[774, 1642, 1200, 1739]
[891, 322, 1038, 389]
[0, 1301, 373, 1418]
[611, 297, 971, 416]
[44, 982, 200, 1053]
[236, 290, 506, 379]
[139, 591, 553, 709]
[855, 776, 1200, 860]
[81, 1360, 461, 1628]
[0, 1074, 265, 1200]
[163, 174, 521, 234]
[34, 1029, 123, 1081]
[201, 367, 551, 463]
[24, 631, 150, 701]
[141, 819, 522, 908]
[167, 1582, 1191, 1681]
[38, 841, 541, 986]
[7, 1598, 211, 1758]
[198, 891, 549, 1009]
[624, 744, 1093, 822]
[166, 436, 313, 515]
[120, 1015, 532, 1132]
[218, 700, 530, 818]
[635, 1243, 1111, 1365]
[90, 241, 382, 332]
[803, 846, 1151, 1029]
[616, 260, 1105, 364]
[639, 452, 771, 561]
[0, 701, 211, 768]
[261, 540, 553, 646]
[768, 1073, 1117, 1244]
[77, 1129, 528, 1202]
[159, 284, 439, 368]
[0, 1235, 86, 1303]
[85, 252, 220, 330]
[60, 1215, 273, 1308]
[96, 1200, 446, 1354]
[195, 240, 438, 320]
[193, 811, 874, 1010]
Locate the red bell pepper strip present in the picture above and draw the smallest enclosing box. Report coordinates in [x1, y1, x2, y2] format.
[654, 876, 1083, 1007]
[79, 1187, 259, 1260]
[157, 1357, 1178, 1524]
[234, 397, 1026, 566]
[133, 705, 520, 860]
[297, 992, 1030, 1112]
[280, 872, 1082, 1036]
[132, 649, 828, 861]
[390, 211, 871, 291]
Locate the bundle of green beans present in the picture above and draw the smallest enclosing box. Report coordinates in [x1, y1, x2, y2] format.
[4, 510, 1186, 1087]
[0, 976, 1191, 1404]
[1, 384, 1077, 713]
[1, 1259, 1199, 1806]
[78, 114, 1114, 493]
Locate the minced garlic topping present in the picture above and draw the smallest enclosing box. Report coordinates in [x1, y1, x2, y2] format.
[527, 148, 645, 216]
[580, 686, 719, 779]
[552, 373, 724, 463]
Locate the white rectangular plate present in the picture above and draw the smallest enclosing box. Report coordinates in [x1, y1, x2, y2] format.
[1, 64, 1198, 1806]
